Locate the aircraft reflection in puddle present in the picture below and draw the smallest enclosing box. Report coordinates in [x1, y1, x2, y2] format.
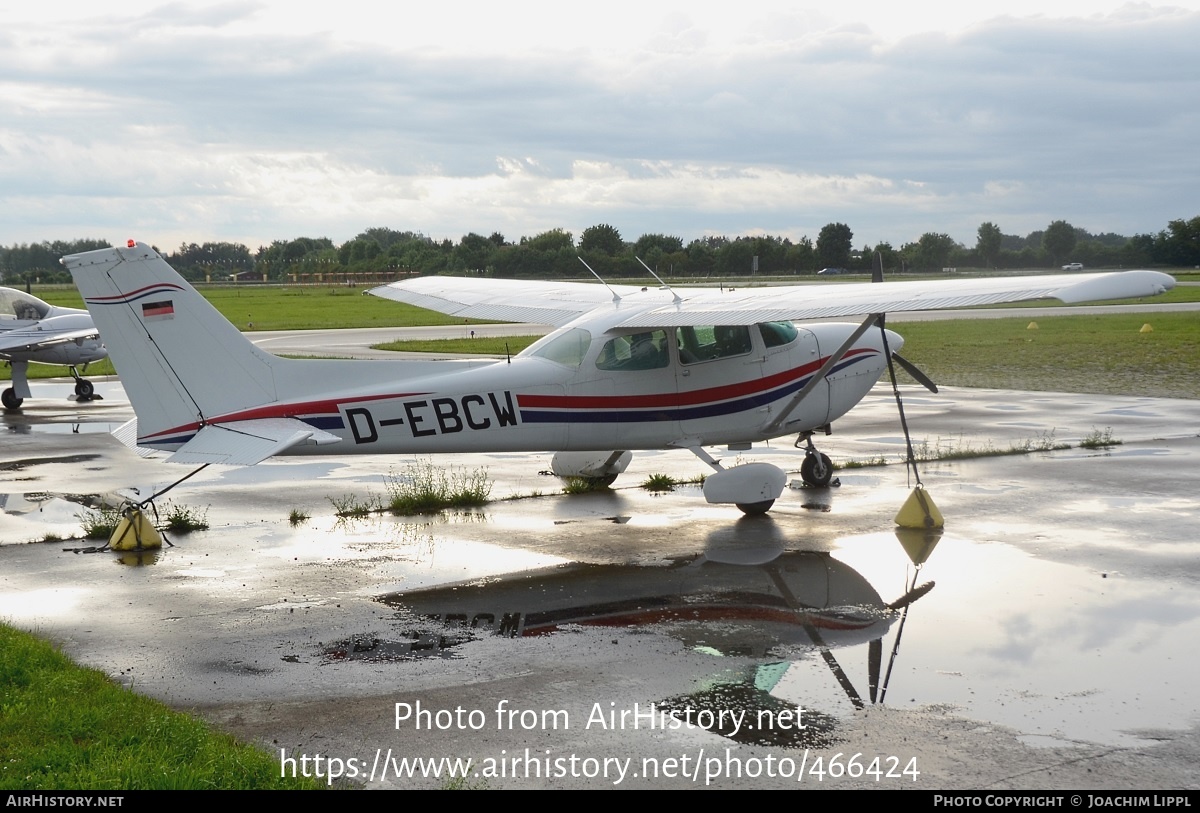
[339, 520, 939, 748]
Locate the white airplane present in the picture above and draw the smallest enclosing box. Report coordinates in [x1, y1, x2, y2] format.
[62, 241, 1173, 514]
[1, 286, 107, 410]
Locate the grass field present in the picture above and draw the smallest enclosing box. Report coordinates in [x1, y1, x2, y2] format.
[895, 312, 1199, 399]
[0, 622, 323, 790]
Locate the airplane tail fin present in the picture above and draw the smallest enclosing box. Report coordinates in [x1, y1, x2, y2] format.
[62, 242, 336, 461]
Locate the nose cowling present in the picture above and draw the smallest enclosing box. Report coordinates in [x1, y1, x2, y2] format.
[882, 327, 904, 353]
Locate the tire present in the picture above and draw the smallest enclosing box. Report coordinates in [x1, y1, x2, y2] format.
[2, 388, 22, 410]
[800, 452, 833, 488]
[735, 500, 774, 515]
[75, 380, 95, 398]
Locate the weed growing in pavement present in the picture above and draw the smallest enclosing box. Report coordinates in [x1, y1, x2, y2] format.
[385, 459, 492, 514]
[1079, 426, 1122, 449]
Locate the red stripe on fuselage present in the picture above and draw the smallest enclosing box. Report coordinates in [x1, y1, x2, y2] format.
[140, 391, 430, 440]
[516, 348, 875, 410]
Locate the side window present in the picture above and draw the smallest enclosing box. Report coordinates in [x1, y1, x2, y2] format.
[596, 330, 669, 371]
[758, 321, 798, 348]
[676, 325, 752, 365]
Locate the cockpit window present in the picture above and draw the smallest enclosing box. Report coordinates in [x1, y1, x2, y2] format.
[676, 325, 752, 365]
[595, 330, 669, 371]
[0, 289, 49, 321]
[758, 321, 798, 348]
[522, 327, 591, 368]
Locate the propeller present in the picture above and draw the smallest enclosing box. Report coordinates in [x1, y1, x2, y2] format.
[891, 351, 938, 394]
[870, 251, 938, 393]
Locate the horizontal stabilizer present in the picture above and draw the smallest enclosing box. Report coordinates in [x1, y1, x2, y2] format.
[165, 418, 341, 465]
[112, 418, 158, 458]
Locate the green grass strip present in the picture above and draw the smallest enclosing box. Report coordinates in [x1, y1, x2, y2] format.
[894, 312, 1199, 399]
[0, 622, 324, 790]
[371, 335, 541, 354]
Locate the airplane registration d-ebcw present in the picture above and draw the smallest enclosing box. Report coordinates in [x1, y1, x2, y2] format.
[63, 242, 1173, 514]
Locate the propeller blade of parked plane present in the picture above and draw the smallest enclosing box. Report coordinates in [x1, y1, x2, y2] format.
[891, 352, 939, 394]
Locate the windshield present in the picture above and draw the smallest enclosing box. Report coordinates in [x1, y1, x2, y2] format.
[0, 289, 50, 321]
[520, 328, 592, 368]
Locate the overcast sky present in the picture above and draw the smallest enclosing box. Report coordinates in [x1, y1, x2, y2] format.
[2, 1, 1198, 252]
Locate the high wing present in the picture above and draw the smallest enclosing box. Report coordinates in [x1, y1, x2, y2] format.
[0, 326, 101, 355]
[370, 277, 650, 326]
[370, 271, 1175, 328]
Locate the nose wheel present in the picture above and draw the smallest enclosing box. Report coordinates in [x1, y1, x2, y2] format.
[2, 388, 22, 410]
[69, 365, 98, 401]
[800, 450, 834, 488]
[795, 432, 836, 488]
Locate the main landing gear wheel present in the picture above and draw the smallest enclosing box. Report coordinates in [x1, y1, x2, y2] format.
[585, 474, 618, 488]
[735, 500, 775, 515]
[800, 452, 834, 488]
[2, 388, 22, 410]
[75, 380, 95, 398]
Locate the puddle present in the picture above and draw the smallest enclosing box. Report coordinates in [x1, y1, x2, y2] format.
[658, 679, 840, 749]
[363, 527, 1200, 750]
[6, 422, 125, 435]
[830, 532, 1200, 747]
[371, 550, 907, 742]
[322, 630, 471, 662]
[379, 552, 893, 652]
[0, 454, 100, 472]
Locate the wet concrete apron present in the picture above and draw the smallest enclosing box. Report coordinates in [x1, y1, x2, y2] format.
[3, 381, 1199, 789]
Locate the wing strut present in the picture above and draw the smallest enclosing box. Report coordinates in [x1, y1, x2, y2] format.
[880, 315, 944, 529]
[762, 313, 881, 434]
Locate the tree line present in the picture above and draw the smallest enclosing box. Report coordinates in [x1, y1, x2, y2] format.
[3, 216, 1198, 285]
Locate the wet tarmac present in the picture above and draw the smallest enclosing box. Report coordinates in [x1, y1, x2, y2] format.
[3, 378, 1200, 789]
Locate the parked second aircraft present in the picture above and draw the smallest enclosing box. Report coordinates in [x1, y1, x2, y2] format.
[1, 286, 107, 409]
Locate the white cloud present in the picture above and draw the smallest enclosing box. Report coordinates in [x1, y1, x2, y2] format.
[1, 1, 1199, 248]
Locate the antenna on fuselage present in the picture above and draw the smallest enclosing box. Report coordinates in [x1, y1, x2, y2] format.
[636, 257, 682, 304]
[577, 257, 622, 304]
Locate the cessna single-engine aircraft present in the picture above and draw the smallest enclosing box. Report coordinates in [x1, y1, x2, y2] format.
[63, 241, 1173, 514]
[1, 286, 107, 409]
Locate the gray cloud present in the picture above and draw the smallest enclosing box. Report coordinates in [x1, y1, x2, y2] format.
[1, 4, 1197, 248]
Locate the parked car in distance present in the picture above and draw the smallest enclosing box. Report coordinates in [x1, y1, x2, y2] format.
[1062, 262, 1084, 271]
[817, 267, 847, 276]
